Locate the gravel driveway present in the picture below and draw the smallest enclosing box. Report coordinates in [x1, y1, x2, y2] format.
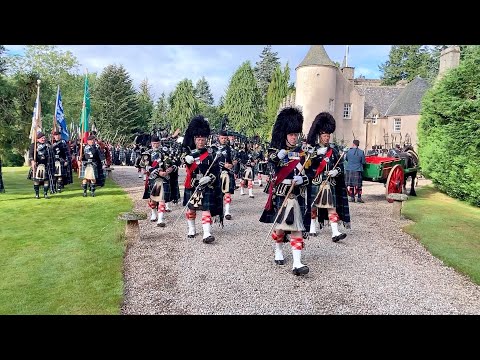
[111, 166, 480, 315]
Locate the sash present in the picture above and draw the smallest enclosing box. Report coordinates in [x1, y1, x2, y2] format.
[264, 159, 300, 211]
[314, 148, 333, 177]
[184, 150, 210, 189]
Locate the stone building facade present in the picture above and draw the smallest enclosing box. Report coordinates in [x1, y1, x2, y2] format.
[283, 45, 461, 151]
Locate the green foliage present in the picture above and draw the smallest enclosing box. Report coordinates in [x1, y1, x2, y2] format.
[167, 79, 199, 133]
[151, 92, 170, 130]
[0, 45, 7, 74]
[195, 76, 214, 106]
[254, 46, 281, 103]
[93, 65, 141, 143]
[0, 167, 132, 314]
[262, 63, 290, 141]
[224, 61, 262, 137]
[199, 102, 222, 132]
[379, 45, 432, 85]
[418, 45, 480, 206]
[136, 78, 154, 132]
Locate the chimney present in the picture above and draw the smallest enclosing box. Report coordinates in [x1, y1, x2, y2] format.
[438, 46, 461, 79]
[340, 45, 355, 81]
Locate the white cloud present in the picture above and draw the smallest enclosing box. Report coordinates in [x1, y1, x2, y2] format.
[4, 45, 393, 103]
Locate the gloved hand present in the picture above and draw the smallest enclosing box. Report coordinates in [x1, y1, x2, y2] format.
[317, 147, 328, 155]
[293, 175, 304, 185]
[305, 145, 315, 154]
[328, 169, 339, 177]
[277, 149, 287, 159]
[199, 176, 211, 186]
[184, 155, 194, 164]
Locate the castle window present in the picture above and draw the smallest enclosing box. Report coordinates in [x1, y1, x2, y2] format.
[372, 114, 378, 125]
[343, 103, 352, 119]
[394, 118, 401, 132]
[329, 99, 335, 112]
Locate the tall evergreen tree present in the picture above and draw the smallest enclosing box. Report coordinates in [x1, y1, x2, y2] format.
[136, 78, 154, 132]
[0, 45, 7, 74]
[167, 79, 199, 133]
[151, 92, 169, 130]
[93, 64, 140, 142]
[195, 76, 214, 106]
[254, 45, 280, 101]
[224, 61, 262, 137]
[379, 45, 431, 85]
[262, 63, 290, 140]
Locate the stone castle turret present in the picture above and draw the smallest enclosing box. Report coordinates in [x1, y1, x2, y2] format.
[295, 45, 337, 134]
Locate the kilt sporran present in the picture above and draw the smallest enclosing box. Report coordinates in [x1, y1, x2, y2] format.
[314, 180, 334, 208]
[34, 164, 46, 181]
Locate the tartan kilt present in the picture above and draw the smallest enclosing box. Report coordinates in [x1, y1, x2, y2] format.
[260, 192, 307, 225]
[143, 177, 171, 202]
[79, 162, 98, 180]
[183, 186, 216, 211]
[28, 163, 51, 181]
[308, 181, 339, 209]
[345, 170, 363, 188]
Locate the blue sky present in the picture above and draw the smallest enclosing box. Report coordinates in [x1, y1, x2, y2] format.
[4, 45, 391, 104]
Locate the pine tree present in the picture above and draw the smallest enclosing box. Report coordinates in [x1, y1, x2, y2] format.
[151, 92, 169, 130]
[195, 76, 214, 106]
[0, 45, 7, 74]
[254, 45, 280, 102]
[224, 61, 262, 137]
[93, 64, 140, 142]
[379, 45, 431, 85]
[136, 78, 154, 132]
[262, 63, 290, 140]
[167, 79, 199, 133]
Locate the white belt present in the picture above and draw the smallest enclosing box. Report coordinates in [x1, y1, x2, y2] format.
[281, 179, 293, 185]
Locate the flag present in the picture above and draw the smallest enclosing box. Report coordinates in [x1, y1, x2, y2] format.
[55, 86, 70, 141]
[79, 74, 90, 143]
[29, 84, 42, 142]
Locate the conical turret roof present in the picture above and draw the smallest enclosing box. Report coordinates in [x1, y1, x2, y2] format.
[296, 45, 336, 69]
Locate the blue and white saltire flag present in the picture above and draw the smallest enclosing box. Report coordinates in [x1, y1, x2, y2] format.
[55, 86, 70, 141]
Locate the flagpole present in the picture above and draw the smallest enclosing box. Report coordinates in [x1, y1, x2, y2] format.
[78, 70, 88, 178]
[53, 85, 59, 135]
[33, 79, 41, 167]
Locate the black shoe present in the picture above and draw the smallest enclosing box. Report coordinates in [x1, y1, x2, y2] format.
[292, 266, 309, 276]
[309, 232, 318, 237]
[357, 198, 364, 203]
[187, 234, 195, 238]
[225, 214, 232, 220]
[332, 233, 347, 242]
[91, 192, 95, 197]
[349, 197, 355, 202]
[274, 259, 285, 265]
[157, 222, 166, 227]
[203, 235, 215, 244]
[249, 195, 255, 198]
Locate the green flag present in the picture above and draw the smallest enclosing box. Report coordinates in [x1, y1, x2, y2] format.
[79, 74, 90, 142]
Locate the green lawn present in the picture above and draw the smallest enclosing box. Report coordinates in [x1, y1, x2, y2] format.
[402, 185, 480, 285]
[0, 167, 132, 314]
